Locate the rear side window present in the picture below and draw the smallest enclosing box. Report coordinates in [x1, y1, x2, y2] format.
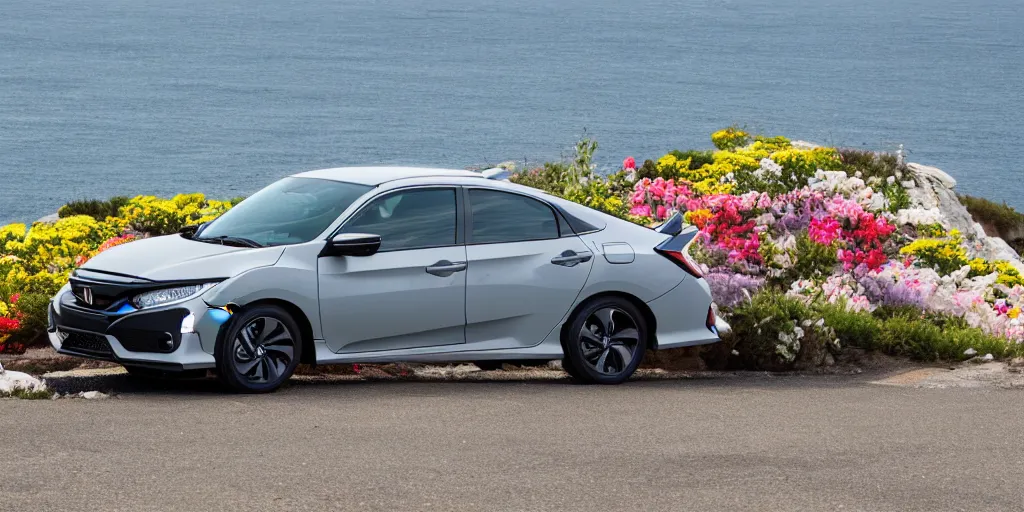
[340, 188, 457, 251]
[469, 189, 558, 244]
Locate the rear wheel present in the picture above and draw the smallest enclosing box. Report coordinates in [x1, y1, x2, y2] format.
[215, 305, 302, 393]
[562, 297, 647, 384]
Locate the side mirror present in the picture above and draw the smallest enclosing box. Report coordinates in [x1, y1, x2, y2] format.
[320, 233, 382, 257]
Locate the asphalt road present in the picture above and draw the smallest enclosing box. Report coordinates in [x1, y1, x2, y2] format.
[3, 374, 1024, 511]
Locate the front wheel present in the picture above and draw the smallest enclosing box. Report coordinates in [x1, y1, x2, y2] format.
[215, 305, 302, 393]
[562, 297, 647, 384]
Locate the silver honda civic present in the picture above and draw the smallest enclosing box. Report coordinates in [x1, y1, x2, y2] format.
[48, 167, 726, 392]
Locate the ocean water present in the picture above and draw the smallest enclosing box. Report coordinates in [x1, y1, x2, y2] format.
[2, 0, 1022, 225]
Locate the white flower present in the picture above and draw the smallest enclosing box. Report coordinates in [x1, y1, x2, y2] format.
[886, 176, 896, 185]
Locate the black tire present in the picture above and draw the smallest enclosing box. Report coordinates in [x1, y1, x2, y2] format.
[561, 357, 586, 381]
[215, 305, 302, 393]
[561, 297, 648, 384]
[123, 365, 207, 380]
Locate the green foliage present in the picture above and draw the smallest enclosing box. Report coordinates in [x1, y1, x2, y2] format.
[788, 233, 839, 281]
[818, 302, 883, 350]
[562, 179, 630, 220]
[959, 195, 1024, 243]
[1, 387, 54, 400]
[726, 290, 838, 371]
[634, 159, 660, 181]
[817, 302, 1021, 361]
[58, 196, 130, 221]
[838, 148, 908, 181]
[509, 162, 571, 195]
[881, 182, 911, 213]
[667, 150, 715, 169]
[916, 223, 947, 238]
[8, 293, 49, 344]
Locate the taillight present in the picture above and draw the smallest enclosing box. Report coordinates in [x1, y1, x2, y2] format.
[655, 228, 704, 278]
[656, 247, 704, 278]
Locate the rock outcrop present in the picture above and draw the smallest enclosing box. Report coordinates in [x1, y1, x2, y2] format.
[904, 162, 1024, 271]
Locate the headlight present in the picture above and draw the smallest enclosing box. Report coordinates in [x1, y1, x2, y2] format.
[131, 283, 215, 309]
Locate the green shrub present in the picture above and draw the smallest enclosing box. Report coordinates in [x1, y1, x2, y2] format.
[510, 162, 571, 196]
[881, 182, 911, 213]
[959, 195, 1024, 240]
[727, 290, 838, 371]
[788, 233, 838, 281]
[817, 302, 882, 350]
[57, 196, 130, 221]
[838, 148, 908, 181]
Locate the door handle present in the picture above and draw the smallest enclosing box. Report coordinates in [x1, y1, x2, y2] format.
[425, 260, 468, 277]
[550, 250, 593, 267]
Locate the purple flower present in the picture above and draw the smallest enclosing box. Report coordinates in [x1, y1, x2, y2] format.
[706, 270, 765, 308]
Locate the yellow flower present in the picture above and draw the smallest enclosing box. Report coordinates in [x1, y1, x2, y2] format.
[1009, 307, 1021, 320]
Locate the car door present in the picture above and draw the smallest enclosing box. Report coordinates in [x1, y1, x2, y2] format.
[464, 188, 593, 349]
[318, 186, 467, 353]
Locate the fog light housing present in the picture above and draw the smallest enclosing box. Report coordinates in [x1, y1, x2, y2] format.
[180, 313, 196, 334]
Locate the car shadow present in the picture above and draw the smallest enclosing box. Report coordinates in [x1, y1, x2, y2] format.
[45, 367, 880, 398]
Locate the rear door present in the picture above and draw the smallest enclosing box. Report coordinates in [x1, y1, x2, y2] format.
[318, 186, 467, 353]
[464, 188, 593, 349]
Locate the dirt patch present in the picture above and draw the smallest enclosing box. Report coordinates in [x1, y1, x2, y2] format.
[0, 347, 118, 375]
[872, 361, 1024, 389]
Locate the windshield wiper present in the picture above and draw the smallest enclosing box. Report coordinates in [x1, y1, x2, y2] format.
[194, 235, 264, 248]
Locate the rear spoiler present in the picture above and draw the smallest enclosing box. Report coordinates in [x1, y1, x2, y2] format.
[653, 212, 684, 236]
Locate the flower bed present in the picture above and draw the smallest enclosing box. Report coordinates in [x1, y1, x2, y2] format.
[510, 128, 1024, 369]
[0, 194, 234, 351]
[3, 129, 1023, 371]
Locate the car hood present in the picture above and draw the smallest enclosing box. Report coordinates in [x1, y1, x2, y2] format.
[81, 234, 286, 281]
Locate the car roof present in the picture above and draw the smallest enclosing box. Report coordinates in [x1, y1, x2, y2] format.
[292, 166, 483, 186]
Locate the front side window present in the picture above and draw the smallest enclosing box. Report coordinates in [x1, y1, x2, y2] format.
[198, 177, 371, 247]
[340, 188, 457, 251]
[469, 189, 558, 244]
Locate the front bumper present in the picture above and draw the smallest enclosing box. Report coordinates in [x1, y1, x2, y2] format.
[48, 290, 219, 371]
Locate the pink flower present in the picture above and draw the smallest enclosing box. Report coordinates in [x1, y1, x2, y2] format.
[808, 216, 842, 245]
[623, 156, 636, 170]
[656, 205, 667, 219]
[630, 204, 652, 217]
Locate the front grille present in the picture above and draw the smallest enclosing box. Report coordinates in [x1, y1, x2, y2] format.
[70, 284, 116, 310]
[61, 331, 114, 357]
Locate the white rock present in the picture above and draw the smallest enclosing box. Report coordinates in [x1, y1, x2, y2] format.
[907, 163, 957, 189]
[982, 354, 994, 362]
[0, 370, 46, 394]
[34, 213, 60, 224]
[790, 140, 820, 150]
[79, 391, 109, 400]
[964, 348, 978, 356]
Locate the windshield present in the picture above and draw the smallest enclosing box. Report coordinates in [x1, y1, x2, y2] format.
[196, 177, 372, 247]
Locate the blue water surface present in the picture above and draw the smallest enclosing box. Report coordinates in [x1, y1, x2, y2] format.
[1, 0, 1022, 224]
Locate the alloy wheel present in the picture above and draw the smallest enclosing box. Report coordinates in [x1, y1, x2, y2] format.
[231, 316, 295, 384]
[578, 307, 640, 375]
